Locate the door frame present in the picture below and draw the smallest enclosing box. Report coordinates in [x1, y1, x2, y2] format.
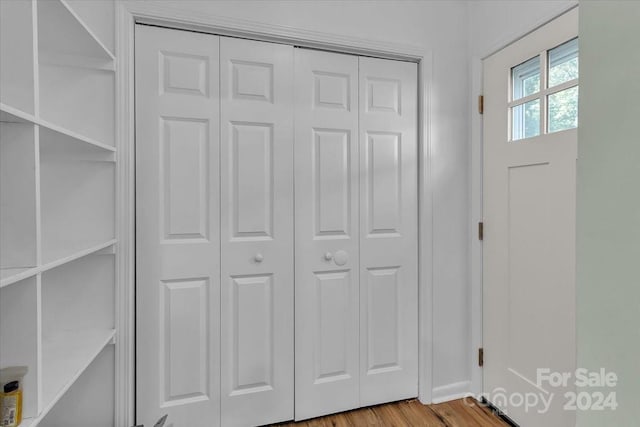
[115, 3, 434, 425]
[470, 2, 579, 399]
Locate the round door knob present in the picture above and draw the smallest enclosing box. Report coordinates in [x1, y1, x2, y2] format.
[334, 250, 349, 266]
[254, 253, 264, 263]
[324, 252, 333, 261]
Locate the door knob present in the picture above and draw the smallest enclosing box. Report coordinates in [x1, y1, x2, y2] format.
[324, 252, 333, 261]
[334, 250, 348, 266]
[254, 253, 264, 263]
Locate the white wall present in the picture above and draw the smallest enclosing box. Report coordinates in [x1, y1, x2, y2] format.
[467, 0, 577, 57]
[577, 2, 640, 425]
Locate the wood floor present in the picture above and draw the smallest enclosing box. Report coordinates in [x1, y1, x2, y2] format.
[272, 399, 509, 427]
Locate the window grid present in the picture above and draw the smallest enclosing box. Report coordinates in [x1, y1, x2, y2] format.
[509, 38, 579, 142]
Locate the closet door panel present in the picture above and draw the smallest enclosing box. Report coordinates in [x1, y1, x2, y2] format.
[220, 37, 294, 427]
[294, 48, 360, 420]
[359, 57, 419, 405]
[135, 25, 220, 427]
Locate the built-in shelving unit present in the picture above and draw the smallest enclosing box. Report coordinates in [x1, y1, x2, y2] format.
[0, 0, 116, 425]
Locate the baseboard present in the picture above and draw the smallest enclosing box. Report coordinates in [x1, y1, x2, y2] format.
[431, 381, 472, 404]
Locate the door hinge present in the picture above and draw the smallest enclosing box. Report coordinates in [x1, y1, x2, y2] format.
[478, 95, 484, 114]
[479, 348, 484, 367]
[478, 222, 484, 241]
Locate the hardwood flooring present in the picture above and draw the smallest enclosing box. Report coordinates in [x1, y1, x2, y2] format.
[272, 399, 509, 427]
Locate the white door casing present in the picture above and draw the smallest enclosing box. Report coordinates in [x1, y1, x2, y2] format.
[359, 57, 419, 406]
[135, 25, 221, 427]
[121, 7, 434, 423]
[483, 8, 577, 427]
[294, 48, 360, 420]
[219, 37, 295, 427]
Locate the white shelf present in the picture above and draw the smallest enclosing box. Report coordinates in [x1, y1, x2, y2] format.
[0, 103, 116, 152]
[37, 345, 115, 427]
[37, 0, 115, 63]
[37, 0, 116, 147]
[21, 329, 115, 427]
[39, 119, 116, 153]
[0, 240, 116, 288]
[0, 103, 36, 124]
[1, 1, 117, 425]
[0, 267, 35, 282]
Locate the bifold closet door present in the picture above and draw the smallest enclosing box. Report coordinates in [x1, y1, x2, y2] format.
[137, 26, 414, 425]
[294, 49, 419, 420]
[136, 25, 221, 427]
[136, 27, 294, 427]
[219, 37, 295, 427]
[359, 57, 418, 406]
[294, 49, 360, 420]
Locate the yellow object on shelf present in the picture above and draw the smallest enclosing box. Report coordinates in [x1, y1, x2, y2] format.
[0, 367, 27, 427]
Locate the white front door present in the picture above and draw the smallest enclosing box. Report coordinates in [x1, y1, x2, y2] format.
[483, 8, 578, 427]
[135, 25, 221, 427]
[219, 37, 295, 427]
[294, 50, 419, 420]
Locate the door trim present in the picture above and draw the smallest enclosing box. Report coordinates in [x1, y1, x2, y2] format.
[115, 4, 433, 425]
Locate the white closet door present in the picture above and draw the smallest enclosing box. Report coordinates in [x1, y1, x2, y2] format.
[294, 49, 360, 420]
[359, 57, 419, 405]
[219, 37, 294, 427]
[135, 25, 220, 427]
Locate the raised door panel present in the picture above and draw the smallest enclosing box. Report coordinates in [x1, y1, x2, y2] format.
[135, 25, 220, 427]
[229, 275, 273, 395]
[220, 36, 294, 427]
[230, 122, 273, 239]
[161, 118, 210, 241]
[365, 267, 401, 374]
[160, 52, 209, 96]
[160, 278, 210, 405]
[359, 57, 418, 406]
[294, 48, 359, 420]
[365, 132, 402, 236]
[314, 129, 351, 237]
[313, 271, 351, 383]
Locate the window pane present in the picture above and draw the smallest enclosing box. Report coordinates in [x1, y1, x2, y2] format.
[512, 56, 540, 101]
[548, 86, 578, 133]
[512, 99, 540, 141]
[548, 38, 579, 87]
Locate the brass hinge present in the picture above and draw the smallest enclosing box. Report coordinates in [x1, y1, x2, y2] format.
[478, 95, 484, 114]
[479, 348, 484, 367]
[478, 222, 484, 241]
